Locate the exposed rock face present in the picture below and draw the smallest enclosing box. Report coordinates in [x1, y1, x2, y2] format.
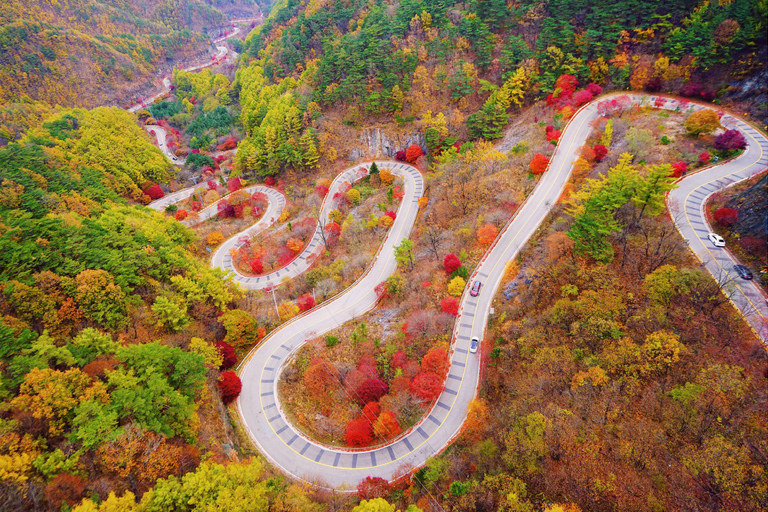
[348, 128, 424, 160]
[727, 172, 768, 238]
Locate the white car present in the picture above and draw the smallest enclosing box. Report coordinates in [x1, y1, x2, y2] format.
[470, 337, 479, 354]
[707, 232, 725, 247]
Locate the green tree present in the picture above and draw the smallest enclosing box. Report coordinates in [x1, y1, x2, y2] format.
[151, 296, 190, 332]
[394, 239, 415, 271]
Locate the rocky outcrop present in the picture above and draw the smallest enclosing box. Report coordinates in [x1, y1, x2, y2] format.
[348, 128, 424, 160]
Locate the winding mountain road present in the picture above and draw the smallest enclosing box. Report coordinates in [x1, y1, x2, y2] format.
[144, 84, 767, 484]
[232, 94, 768, 488]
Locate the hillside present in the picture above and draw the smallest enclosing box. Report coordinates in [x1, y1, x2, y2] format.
[0, 0, 767, 511]
[0, 0, 236, 124]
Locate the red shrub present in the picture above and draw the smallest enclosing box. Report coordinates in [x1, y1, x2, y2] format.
[207, 179, 218, 190]
[250, 257, 264, 275]
[573, 89, 594, 107]
[586, 83, 602, 96]
[356, 378, 388, 405]
[670, 161, 688, 178]
[217, 137, 238, 151]
[405, 144, 423, 163]
[175, 209, 188, 221]
[395, 150, 407, 161]
[216, 341, 237, 369]
[593, 144, 608, 162]
[529, 153, 550, 174]
[443, 253, 462, 274]
[218, 371, 242, 404]
[384, 211, 396, 220]
[297, 293, 316, 312]
[345, 417, 374, 447]
[698, 151, 711, 164]
[264, 176, 276, 186]
[145, 185, 164, 200]
[357, 476, 391, 500]
[344, 369, 368, 394]
[315, 185, 329, 197]
[680, 81, 703, 98]
[555, 74, 578, 97]
[713, 207, 738, 227]
[362, 401, 381, 422]
[421, 348, 449, 377]
[190, 201, 202, 211]
[226, 178, 242, 192]
[391, 351, 407, 369]
[441, 297, 459, 316]
[410, 372, 442, 402]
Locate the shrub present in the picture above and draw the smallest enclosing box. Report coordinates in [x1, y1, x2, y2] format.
[448, 276, 466, 297]
[443, 253, 462, 274]
[410, 371, 442, 401]
[441, 297, 460, 316]
[218, 371, 242, 403]
[373, 410, 401, 440]
[573, 89, 594, 107]
[216, 341, 237, 369]
[378, 215, 394, 228]
[670, 161, 688, 178]
[357, 476, 391, 500]
[592, 144, 607, 162]
[207, 231, 224, 246]
[684, 109, 721, 135]
[680, 81, 703, 98]
[698, 151, 711, 164]
[405, 144, 423, 163]
[713, 207, 738, 227]
[250, 257, 263, 274]
[356, 378, 388, 404]
[421, 348, 449, 376]
[477, 224, 499, 245]
[380, 168, 395, 185]
[345, 417, 374, 447]
[586, 83, 602, 96]
[297, 293, 316, 312]
[529, 153, 550, 174]
[175, 209, 188, 221]
[362, 401, 381, 422]
[714, 130, 746, 153]
[395, 150, 407, 161]
[145, 185, 164, 200]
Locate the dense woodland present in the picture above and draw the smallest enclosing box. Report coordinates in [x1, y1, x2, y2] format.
[0, 0, 766, 511]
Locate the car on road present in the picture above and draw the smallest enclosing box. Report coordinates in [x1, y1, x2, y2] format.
[470, 280, 482, 296]
[733, 265, 753, 280]
[707, 232, 726, 247]
[470, 337, 479, 353]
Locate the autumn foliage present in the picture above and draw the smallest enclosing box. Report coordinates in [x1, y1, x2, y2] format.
[218, 371, 242, 404]
[356, 378, 388, 404]
[713, 207, 738, 227]
[477, 224, 499, 245]
[345, 417, 374, 446]
[443, 253, 462, 274]
[410, 372, 442, 402]
[441, 297, 460, 316]
[216, 341, 237, 370]
[145, 184, 164, 200]
[593, 144, 608, 162]
[405, 144, 423, 163]
[670, 161, 688, 178]
[529, 153, 550, 174]
[297, 293, 316, 312]
[357, 476, 391, 500]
